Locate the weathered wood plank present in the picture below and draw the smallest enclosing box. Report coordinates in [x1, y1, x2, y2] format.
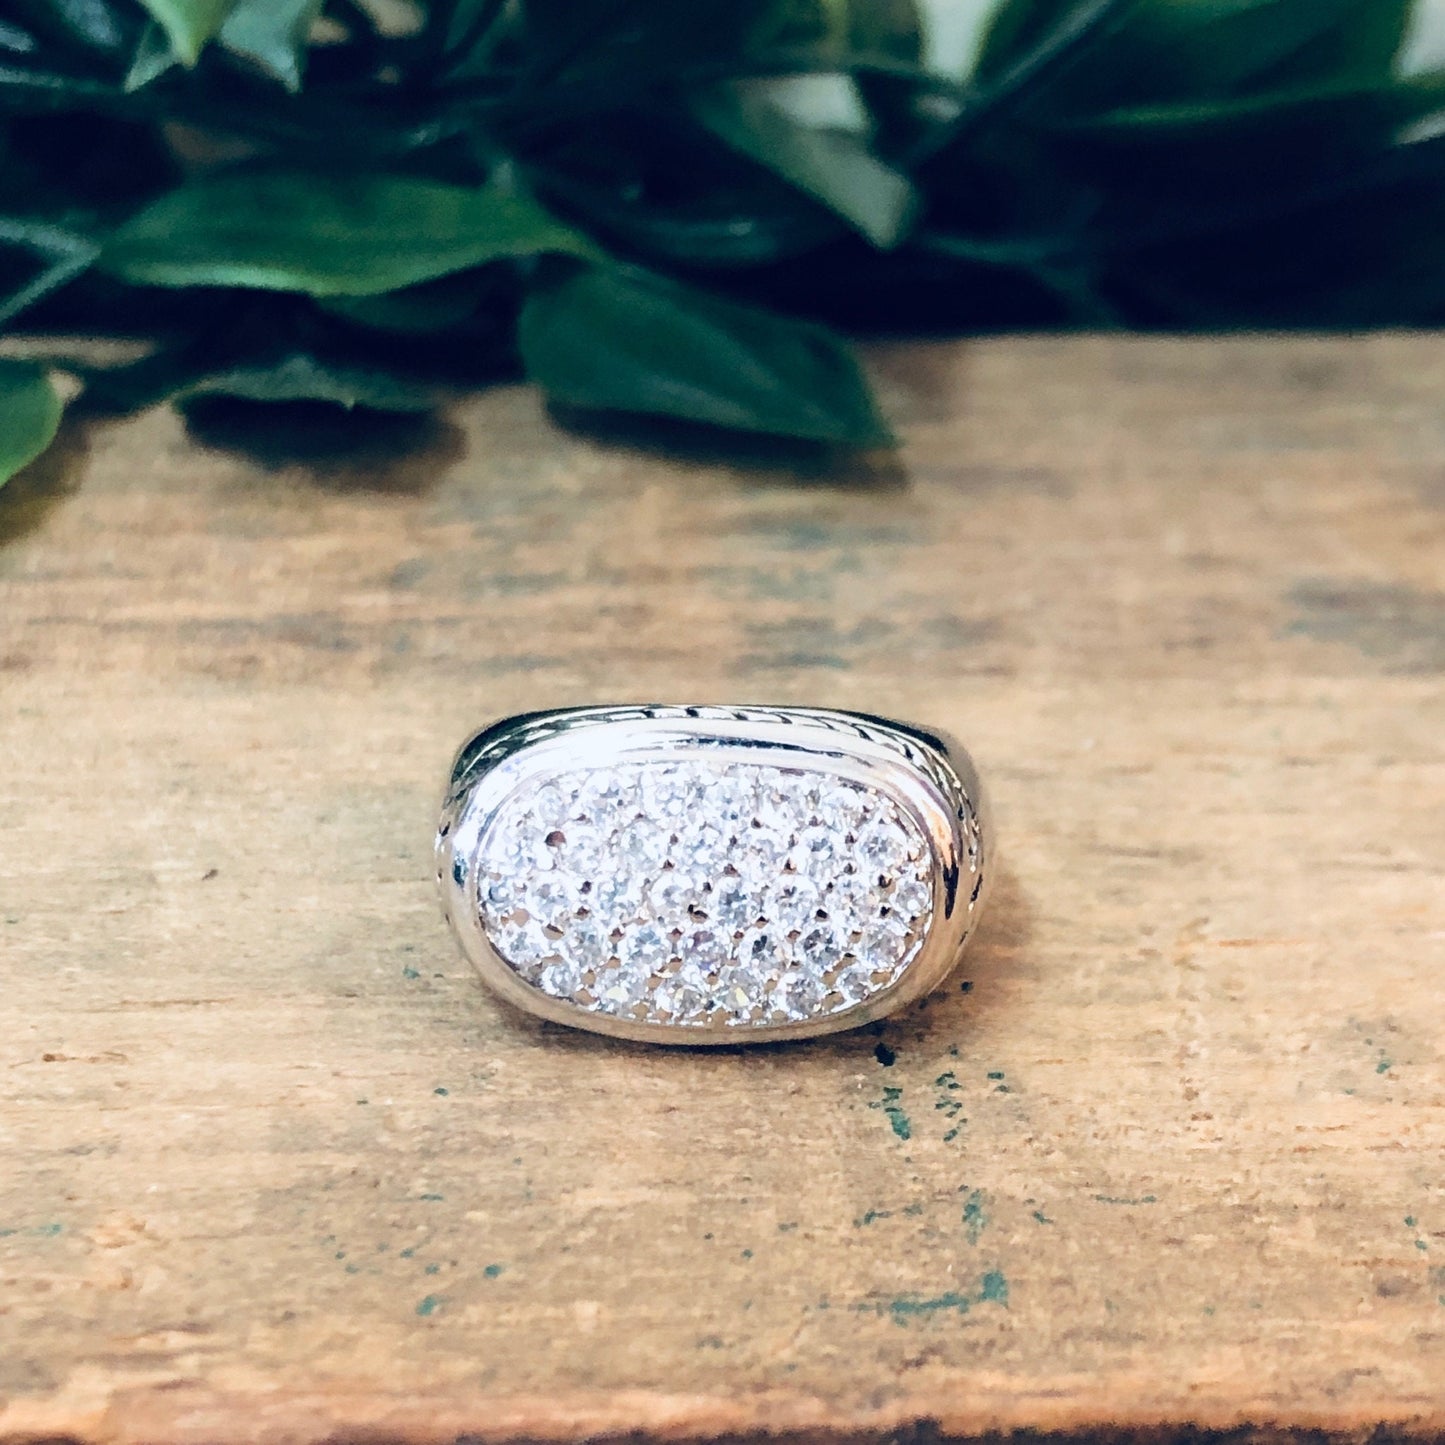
[1, 335, 1443, 1444]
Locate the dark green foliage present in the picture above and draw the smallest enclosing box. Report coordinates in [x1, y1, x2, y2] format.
[0, 358, 61, 480]
[519, 264, 892, 444]
[2, 0, 1444, 483]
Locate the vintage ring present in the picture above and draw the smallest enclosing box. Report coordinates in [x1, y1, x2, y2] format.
[435, 705, 992, 1045]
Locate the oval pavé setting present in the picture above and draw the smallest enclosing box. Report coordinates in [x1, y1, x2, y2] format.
[436, 706, 991, 1045]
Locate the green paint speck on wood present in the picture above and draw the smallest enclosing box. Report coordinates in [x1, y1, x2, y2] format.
[868, 1271, 1009, 1324]
[889, 1291, 972, 1320]
[0, 1223, 63, 1239]
[870, 1085, 911, 1140]
[979, 1269, 1008, 1304]
[883, 1270, 1008, 1323]
[961, 1189, 990, 1243]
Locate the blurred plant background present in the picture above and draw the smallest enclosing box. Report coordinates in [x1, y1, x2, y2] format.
[4, 0, 1445, 483]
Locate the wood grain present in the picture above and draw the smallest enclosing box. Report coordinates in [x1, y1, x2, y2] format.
[1, 335, 1443, 1445]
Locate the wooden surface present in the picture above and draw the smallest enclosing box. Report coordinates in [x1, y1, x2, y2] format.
[1, 335, 1444, 1445]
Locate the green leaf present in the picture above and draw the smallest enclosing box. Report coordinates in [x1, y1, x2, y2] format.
[179, 353, 436, 411]
[519, 265, 892, 446]
[520, 0, 779, 88]
[1227, 0, 1413, 90]
[0, 360, 63, 486]
[1065, 78, 1437, 142]
[981, 0, 1411, 116]
[694, 76, 918, 247]
[0, 217, 103, 327]
[102, 172, 598, 297]
[218, 0, 323, 91]
[1127, 0, 1386, 96]
[134, 0, 234, 65]
[123, 20, 179, 90]
[1399, 0, 1445, 77]
[786, 0, 928, 69]
[6, 0, 139, 58]
[916, 0, 1010, 79]
[442, 0, 509, 66]
[443, 0, 501, 50]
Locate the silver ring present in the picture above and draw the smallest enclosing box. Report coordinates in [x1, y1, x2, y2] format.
[435, 705, 993, 1045]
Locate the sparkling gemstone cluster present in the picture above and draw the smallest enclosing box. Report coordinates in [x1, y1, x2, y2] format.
[473, 760, 934, 1028]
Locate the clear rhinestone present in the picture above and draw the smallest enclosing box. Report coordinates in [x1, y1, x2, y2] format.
[525, 874, 578, 930]
[621, 922, 673, 973]
[829, 867, 883, 912]
[857, 821, 907, 872]
[645, 869, 697, 923]
[789, 824, 839, 877]
[716, 963, 769, 1017]
[559, 916, 613, 967]
[796, 919, 849, 972]
[590, 873, 643, 931]
[558, 824, 610, 877]
[677, 925, 730, 973]
[620, 825, 670, 871]
[856, 912, 911, 966]
[771, 874, 821, 933]
[815, 782, 868, 834]
[595, 963, 651, 1011]
[833, 962, 877, 1005]
[576, 771, 632, 822]
[891, 874, 931, 921]
[529, 782, 574, 832]
[490, 911, 549, 968]
[736, 923, 787, 973]
[707, 877, 759, 933]
[642, 766, 692, 822]
[654, 966, 712, 1022]
[674, 823, 729, 874]
[481, 823, 549, 877]
[747, 820, 793, 869]
[705, 774, 757, 833]
[775, 968, 826, 1019]
[479, 873, 522, 918]
[537, 958, 584, 998]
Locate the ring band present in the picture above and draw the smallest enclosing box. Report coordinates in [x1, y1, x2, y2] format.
[435, 705, 992, 1045]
